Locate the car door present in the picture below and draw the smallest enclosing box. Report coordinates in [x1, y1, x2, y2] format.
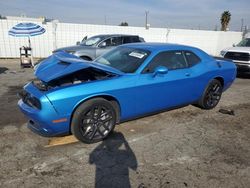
[135, 50, 196, 116]
[95, 37, 122, 58]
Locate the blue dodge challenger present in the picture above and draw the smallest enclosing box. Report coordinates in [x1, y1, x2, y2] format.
[18, 43, 236, 143]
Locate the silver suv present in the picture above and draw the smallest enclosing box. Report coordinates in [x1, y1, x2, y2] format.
[53, 34, 145, 61]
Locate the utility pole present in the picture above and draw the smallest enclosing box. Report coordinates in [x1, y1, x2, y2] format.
[214, 24, 218, 31]
[241, 18, 244, 32]
[104, 15, 107, 25]
[145, 11, 149, 29]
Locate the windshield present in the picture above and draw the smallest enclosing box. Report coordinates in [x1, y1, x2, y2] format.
[95, 47, 150, 73]
[237, 38, 250, 47]
[81, 36, 104, 46]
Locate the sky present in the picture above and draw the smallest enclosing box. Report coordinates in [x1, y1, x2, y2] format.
[0, 0, 249, 31]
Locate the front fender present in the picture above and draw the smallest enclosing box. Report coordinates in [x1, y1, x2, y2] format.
[69, 93, 121, 124]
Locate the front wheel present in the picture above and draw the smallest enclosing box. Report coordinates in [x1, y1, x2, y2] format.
[71, 98, 116, 143]
[197, 79, 223, 109]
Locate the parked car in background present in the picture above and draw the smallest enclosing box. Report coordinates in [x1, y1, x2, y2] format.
[220, 37, 250, 75]
[18, 43, 236, 143]
[53, 34, 145, 60]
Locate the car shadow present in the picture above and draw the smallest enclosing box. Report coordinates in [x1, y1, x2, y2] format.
[89, 131, 137, 188]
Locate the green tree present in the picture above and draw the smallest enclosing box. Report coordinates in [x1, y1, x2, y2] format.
[119, 22, 128, 26]
[0, 14, 6, 19]
[220, 11, 231, 31]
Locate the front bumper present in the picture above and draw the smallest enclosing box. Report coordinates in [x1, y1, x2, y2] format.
[18, 83, 71, 137]
[235, 62, 250, 74]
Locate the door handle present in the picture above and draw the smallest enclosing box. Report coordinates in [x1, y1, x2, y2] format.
[185, 73, 191, 77]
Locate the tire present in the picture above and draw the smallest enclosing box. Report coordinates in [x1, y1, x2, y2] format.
[197, 79, 223, 109]
[71, 98, 116, 143]
[80, 56, 92, 61]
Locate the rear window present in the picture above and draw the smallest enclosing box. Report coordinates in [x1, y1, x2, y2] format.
[184, 51, 201, 67]
[123, 36, 140, 44]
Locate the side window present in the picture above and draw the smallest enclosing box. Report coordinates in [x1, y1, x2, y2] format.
[123, 36, 140, 44]
[99, 38, 111, 47]
[131, 36, 140, 43]
[110, 37, 122, 46]
[123, 36, 132, 44]
[184, 51, 201, 67]
[143, 51, 188, 73]
[99, 37, 122, 47]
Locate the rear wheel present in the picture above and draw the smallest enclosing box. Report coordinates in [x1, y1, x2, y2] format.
[197, 79, 223, 109]
[71, 98, 116, 143]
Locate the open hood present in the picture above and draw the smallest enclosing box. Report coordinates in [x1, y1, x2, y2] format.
[34, 51, 123, 82]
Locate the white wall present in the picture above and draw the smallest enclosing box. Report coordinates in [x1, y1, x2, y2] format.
[0, 19, 242, 58]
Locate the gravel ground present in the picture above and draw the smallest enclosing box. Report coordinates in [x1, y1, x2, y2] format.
[0, 59, 250, 188]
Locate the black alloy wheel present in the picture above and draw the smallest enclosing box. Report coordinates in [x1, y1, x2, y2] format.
[71, 98, 116, 143]
[198, 79, 223, 109]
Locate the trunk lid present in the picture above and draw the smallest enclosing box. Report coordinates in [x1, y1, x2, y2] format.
[34, 51, 123, 82]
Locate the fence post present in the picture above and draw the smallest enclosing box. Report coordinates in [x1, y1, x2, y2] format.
[52, 20, 59, 50]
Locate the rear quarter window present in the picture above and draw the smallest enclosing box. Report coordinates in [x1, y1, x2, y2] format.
[123, 36, 140, 44]
[184, 51, 201, 67]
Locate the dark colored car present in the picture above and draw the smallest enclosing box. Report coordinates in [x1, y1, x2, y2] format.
[53, 34, 145, 60]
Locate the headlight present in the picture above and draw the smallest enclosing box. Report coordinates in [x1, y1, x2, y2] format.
[34, 63, 39, 71]
[27, 97, 41, 109]
[18, 90, 41, 109]
[220, 50, 227, 57]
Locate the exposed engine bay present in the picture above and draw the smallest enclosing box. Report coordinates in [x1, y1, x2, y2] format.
[33, 67, 116, 91]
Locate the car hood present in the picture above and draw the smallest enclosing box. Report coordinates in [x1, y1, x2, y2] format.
[35, 51, 123, 82]
[223, 47, 250, 53]
[53, 45, 94, 53]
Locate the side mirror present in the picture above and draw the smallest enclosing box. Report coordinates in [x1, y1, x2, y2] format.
[99, 42, 107, 48]
[153, 66, 168, 77]
[76, 41, 80, 45]
[82, 36, 87, 42]
[233, 44, 236, 47]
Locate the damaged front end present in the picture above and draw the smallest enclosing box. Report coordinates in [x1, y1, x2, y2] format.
[33, 51, 122, 91]
[18, 51, 122, 137]
[33, 67, 116, 91]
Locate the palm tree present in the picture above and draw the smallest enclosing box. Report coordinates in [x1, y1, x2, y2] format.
[220, 11, 231, 31]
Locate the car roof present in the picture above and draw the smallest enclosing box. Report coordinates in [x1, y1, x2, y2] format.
[92, 34, 139, 38]
[121, 42, 199, 52]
